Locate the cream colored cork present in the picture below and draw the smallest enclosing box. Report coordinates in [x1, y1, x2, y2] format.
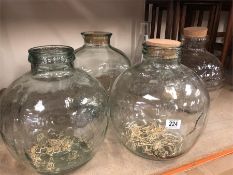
[145, 39, 180, 59]
[183, 27, 208, 38]
[146, 39, 181, 48]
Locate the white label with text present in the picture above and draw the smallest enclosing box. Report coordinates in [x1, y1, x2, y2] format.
[165, 119, 181, 129]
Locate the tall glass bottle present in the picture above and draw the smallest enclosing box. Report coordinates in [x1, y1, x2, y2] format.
[110, 39, 209, 160]
[132, 21, 151, 65]
[75, 31, 131, 94]
[0, 46, 108, 174]
[181, 27, 224, 99]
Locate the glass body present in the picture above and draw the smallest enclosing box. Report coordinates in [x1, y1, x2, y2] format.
[181, 36, 224, 99]
[75, 32, 131, 94]
[0, 46, 108, 174]
[110, 44, 210, 160]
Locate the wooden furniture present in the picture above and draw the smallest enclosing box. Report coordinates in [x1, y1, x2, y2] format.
[144, 0, 232, 67]
[144, 0, 175, 39]
[220, 4, 232, 68]
[178, 0, 220, 52]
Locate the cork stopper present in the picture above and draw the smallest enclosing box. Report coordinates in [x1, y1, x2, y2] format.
[183, 27, 208, 38]
[145, 39, 180, 59]
[146, 39, 181, 48]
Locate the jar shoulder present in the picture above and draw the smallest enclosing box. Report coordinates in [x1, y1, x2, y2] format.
[117, 63, 197, 83]
[75, 46, 131, 65]
[2, 69, 105, 99]
[113, 63, 207, 96]
[181, 49, 222, 67]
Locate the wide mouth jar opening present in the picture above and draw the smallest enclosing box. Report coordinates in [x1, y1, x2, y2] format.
[182, 35, 208, 42]
[28, 45, 75, 64]
[81, 31, 112, 37]
[181, 36, 208, 49]
[81, 31, 112, 46]
[143, 43, 181, 60]
[182, 27, 208, 49]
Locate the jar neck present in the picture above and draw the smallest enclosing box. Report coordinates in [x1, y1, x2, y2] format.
[82, 31, 112, 47]
[142, 44, 180, 65]
[28, 46, 75, 78]
[182, 36, 207, 51]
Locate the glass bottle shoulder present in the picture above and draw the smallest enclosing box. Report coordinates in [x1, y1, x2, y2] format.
[110, 62, 209, 118]
[75, 45, 130, 66]
[181, 48, 224, 88]
[3, 69, 105, 97]
[113, 61, 205, 94]
[181, 48, 222, 68]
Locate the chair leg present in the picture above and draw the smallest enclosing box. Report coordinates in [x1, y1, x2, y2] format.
[144, 0, 150, 22]
[221, 6, 233, 66]
[172, 0, 180, 40]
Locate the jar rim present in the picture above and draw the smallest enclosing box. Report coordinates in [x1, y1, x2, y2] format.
[143, 42, 181, 50]
[143, 43, 181, 60]
[28, 45, 74, 55]
[182, 35, 208, 41]
[28, 45, 75, 64]
[81, 31, 112, 37]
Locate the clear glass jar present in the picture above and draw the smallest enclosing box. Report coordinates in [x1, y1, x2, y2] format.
[75, 31, 131, 94]
[0, 46, 108, 174]
[132, 21, 151, 65]
[181, 27, 224, 99]
[110, 39, 210, 160]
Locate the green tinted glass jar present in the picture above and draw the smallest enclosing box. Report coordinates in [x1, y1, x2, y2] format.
[0, 46, 108, 174]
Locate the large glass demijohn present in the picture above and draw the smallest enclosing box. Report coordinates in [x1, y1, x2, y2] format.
[181, 27, 224, 99]
[110, 39, 210, 160]
[75, 31, 131, 94]
[0, 46, 108, 174]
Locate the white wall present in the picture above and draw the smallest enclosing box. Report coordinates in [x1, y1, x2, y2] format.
[0, 0, 228, 89]
[0, 0, 144, 89]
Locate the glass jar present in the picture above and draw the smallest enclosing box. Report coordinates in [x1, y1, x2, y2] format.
[75, 31, 131, 94]
[181, 27, 224, 99]
[110, 39, 210, 160]
[0, 46, 108, 174]
[132, 21, 151, 65]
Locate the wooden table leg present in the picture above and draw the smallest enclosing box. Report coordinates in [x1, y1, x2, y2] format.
[221, 6, 233, 66]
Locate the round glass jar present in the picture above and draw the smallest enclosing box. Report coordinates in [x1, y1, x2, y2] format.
[110, 39, 210, 160]
[181, 27, 224, 99]
[75, 31, 131, 94]
[0, 46, 108, 174]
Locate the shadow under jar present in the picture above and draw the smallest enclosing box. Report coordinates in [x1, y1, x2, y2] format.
[110, 39, 210, 160]
[0, 46, 108, 174]
[75, 31, 131, 94]
[181, 27, 224, 100]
